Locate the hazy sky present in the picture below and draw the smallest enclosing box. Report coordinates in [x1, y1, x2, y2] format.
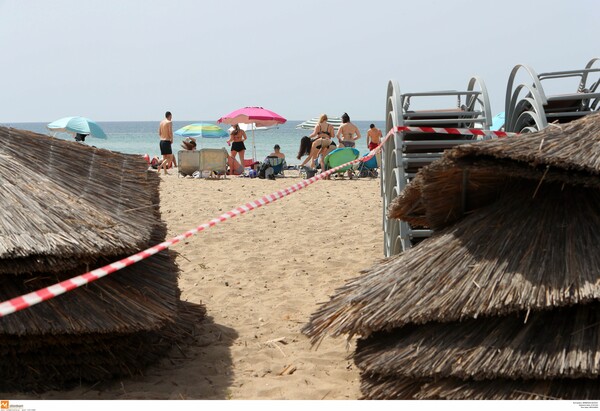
[0, 0, 598, 122]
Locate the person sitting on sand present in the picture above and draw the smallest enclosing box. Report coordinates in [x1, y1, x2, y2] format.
[150, 156, 161, 169]
[228, 155, 244, 175]
[336, 112, 361, 148]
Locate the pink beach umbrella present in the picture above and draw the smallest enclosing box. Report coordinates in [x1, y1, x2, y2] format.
[218, 106, 287, 160]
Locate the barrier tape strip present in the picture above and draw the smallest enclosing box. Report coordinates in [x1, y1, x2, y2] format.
[0, 131, 394, 317]
[6, 123, 512, 317]
[395, 125, 516, 138]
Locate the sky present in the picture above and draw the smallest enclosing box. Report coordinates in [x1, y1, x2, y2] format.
[0, 0, 598, 122]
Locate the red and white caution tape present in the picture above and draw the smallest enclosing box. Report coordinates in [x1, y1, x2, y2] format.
[395, 125, 515, 138]
[0, 134, 393, 317]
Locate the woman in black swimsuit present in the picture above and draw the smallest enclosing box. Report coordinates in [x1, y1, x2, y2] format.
[300, 114, 336, 171]
[227, 124, 248, 169]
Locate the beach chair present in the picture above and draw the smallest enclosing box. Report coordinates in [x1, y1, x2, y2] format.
[382, 77, 493, 257]
[324, 147, 360, 178]
[267, 156, 286, 176]
[199, 148, 228, 179]
[259, 156, 287, 179]
[177, 150, 201, 177]
[356, 153, 379, 178]
[505, 58, 600, 132]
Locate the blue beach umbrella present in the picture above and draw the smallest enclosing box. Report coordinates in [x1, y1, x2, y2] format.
[174, 123, 228, 139]
[491, 112, 505, 131]
[47, 116, 107, 139]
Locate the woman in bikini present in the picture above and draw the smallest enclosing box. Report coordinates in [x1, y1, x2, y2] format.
[300, 114, 336, 171]
[336, 112, 361, 147]
[227, 124, 248, 169]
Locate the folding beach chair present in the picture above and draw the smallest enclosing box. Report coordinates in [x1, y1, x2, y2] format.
[258, 156, 287, 179]
[356, 153, 379, 178]
[324, 147, 360, 178]
[199, 148, 228, 179]
[178, 150, 201, 177]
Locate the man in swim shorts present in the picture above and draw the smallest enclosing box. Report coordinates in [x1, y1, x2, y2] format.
[367, 123, 382, 151]
[158, 111, 174, 175]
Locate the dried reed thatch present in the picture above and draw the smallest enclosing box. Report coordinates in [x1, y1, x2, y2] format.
[360, 375, 600, 400]
[0, 301, 207, 391]
[304, 180, 600, 342]
[355, 302, 600, 381]
[0, 127, 195, 391]
[0, 246, 179, 336]
[387, 173, 427, 226]
[390, 112, 600, 229]
[304, 113, 600, 400]
[453, 112, 600, 174]
[0, 126, 160, 274]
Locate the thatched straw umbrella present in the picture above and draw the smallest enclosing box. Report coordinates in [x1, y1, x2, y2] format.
[360, 375, 600, 400]
[304, 180, 600, 341]
[355, 302, 600, 381]
[0, 126, 160, 274]
[303, 112, 600, 400]
[305, 113, 600, 342]
[0, 127, 194, 390]
[390, 111, 600, 229]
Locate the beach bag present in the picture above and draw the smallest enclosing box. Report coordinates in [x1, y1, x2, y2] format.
[258, 162, 272, 179]
[299, 166, 317, 179]
[265, 167, 275, 180]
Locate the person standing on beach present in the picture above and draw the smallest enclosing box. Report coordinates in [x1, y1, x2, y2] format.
[227, 124, 248, 169]
[366, 123, 382, 151]
[158, 111, 174, 175]
[336, 113, 361, 148]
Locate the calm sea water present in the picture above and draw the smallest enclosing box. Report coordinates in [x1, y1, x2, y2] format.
[5, 120, 384, 166]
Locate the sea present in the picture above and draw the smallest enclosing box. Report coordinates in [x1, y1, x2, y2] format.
[5, 120, 384, 166]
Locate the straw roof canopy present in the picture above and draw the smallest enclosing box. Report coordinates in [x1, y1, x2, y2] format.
[355, 302, 600, 381]
[304, 113, 600, 400]
[387, 173, 428, 226]
[304, 180, 600, 342]
[0, 126, 196, 391]
[0, 300, 207, 391]
[390, 112, 600, 229]
[0, 127, 159, 274]
[360, 375, 600, 400]
[453, 112, 600, 174]
[0, 251, 179, 336]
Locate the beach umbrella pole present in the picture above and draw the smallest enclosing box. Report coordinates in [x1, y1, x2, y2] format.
[252, 127, 256, 161]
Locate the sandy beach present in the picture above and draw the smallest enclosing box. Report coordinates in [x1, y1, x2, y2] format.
[4, 169, 383, 400]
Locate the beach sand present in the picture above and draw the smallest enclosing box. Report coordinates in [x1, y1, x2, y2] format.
[3, 169, 383, 400]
